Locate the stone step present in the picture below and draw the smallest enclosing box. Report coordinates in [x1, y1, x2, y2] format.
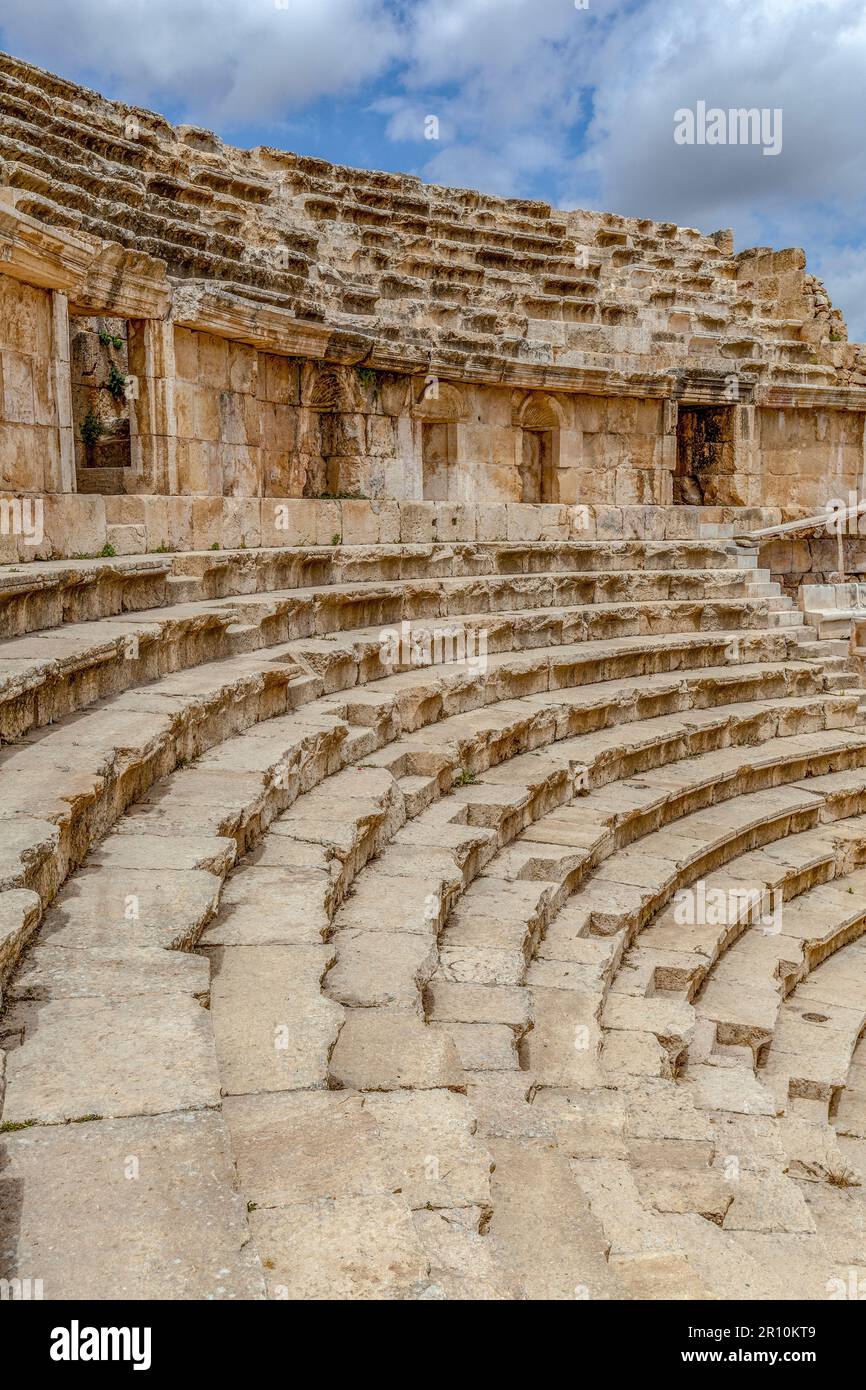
[1, 565, 776, 740]
[0, 628, 820, 970]
[3, 619, 861, 1289]
[763, 937, 866, 1115]
[0, 540, 747, 640]
[767, 608, 806, 629]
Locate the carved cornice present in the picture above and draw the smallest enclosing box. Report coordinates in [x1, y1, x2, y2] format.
[5, 202, 866, 415]
[0, 202, 93, 292]
[0, 200, 169, 317]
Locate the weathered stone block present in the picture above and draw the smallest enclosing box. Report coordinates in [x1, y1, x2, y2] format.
[341, 500, 380, 545]
[367, 414, 397, 456]
[193, 386, 222, 443]
[262, 498, 315, 547]
[595, 505, 623, 538]
[434, 503, 476, 542]
[223, 497, 262, 549]
[0, 348, 36, 425]
[400, 502, 435, 543]
[537, 504, 570, 540]
[104, 495, 146, 526]
[565, 503, 596, 539]
[665, 505, 701, 539]
[314, 501, 343, 546]
[261, 353, 300, 406]
[376, 500, 401, 543]
[143, 495, 193, 552]
[191, 495, 227, 550]
[506, 504, 543, 542]
[476, 504, 508, 541]
[0, 1111, 265, 1299]
[228, 342, 258, 395]
[106, 522, 147, 555]
[43, 492, 106, 558]
[197, 332, 230, 390]
[172, 326, 199, 382]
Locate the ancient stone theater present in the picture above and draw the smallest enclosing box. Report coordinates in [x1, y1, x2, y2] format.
[2, 52, 866, 1301]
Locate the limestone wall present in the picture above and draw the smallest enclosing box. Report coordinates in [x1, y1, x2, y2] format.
[173, 328, 263, 497]
[756, 407, 865, 514]
[0, 274, 72, 496]
[124, 334, 677, 507]
[0, 487, 781, 563]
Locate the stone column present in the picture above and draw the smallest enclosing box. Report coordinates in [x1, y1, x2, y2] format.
[661, 396, 678, 470]
[732, 402, 758, 505]
[128, 319, 178, 494]
[49, 290, 76, 493]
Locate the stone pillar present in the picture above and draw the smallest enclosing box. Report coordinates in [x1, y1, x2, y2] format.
[657, 397, 678, 499]
[732, 402, 758, 504]
[49, 290, 76, 493]
[662, 397, 678, 464]
[128, 319, 177, 494]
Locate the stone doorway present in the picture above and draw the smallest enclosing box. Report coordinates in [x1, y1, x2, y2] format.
[71, 315, 135, 494]
[519, 429, 557, 503]
[675, 404, 736, 505]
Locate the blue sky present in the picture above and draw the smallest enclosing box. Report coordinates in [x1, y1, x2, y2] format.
[3, 0, 866, 336]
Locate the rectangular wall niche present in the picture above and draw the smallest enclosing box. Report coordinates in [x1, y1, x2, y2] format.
[71, 315, 135, 494]
[422, 422, 457, 501]
[675, 404, 736, 505]
[519, 429, 557, 503]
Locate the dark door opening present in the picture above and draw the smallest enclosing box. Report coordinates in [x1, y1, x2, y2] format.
[675, 404, 736, 505]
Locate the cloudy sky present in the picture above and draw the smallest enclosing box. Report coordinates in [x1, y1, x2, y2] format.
[3, 0, 866, 335]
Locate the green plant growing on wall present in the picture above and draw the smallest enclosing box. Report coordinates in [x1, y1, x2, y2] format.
[106, 363, 128, 401]
[98, 329, 124, 350]
[357, 365, 380, 407]
[80, 408, 104, 447]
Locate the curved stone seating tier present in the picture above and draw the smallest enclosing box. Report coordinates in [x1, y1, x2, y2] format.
[1, 526, 866, 1299]
[0, 556, 174, 640]
[0, 628, 840, 982]
[0, 569, 801, 743]
[508, 797, 866, 1294]
[425, 746, 866, 1296]
[1, 619, 865, 1295]
[0, 52, 849, 389]
[0, 539, 759, 640]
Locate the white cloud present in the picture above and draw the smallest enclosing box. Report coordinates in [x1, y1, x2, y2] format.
[0, 0, 403, 123]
